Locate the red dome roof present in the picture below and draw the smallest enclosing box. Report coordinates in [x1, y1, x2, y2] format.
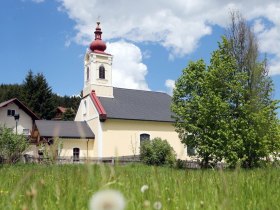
[90, 22, 107, 52]
[90, 39, 106, 52]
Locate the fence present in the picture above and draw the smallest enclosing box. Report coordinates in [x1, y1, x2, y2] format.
[23, 154, 140, 165]
[22, 155, 226, 169]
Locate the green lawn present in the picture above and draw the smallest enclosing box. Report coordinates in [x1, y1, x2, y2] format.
[0, 164, 279, 210]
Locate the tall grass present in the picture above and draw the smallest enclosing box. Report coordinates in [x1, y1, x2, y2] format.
[0, 164, 279, 210]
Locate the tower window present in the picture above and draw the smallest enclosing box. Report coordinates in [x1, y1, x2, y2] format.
[99, 65, 105, 79]
[86, 66, 89, 81]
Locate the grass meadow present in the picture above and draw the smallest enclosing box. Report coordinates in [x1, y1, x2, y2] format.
[0, 164, 279, 210]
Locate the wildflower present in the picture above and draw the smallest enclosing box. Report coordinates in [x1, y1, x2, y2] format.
[200, 200, 204, 208]
[141, 185, 149, 193]
[89, 189, 126, 210]
[26, 187, 37, 198]
[153, 201, 162, 210]
[22, 204, 28, 210]
[143, 200, 150, 208]
[39, 179, 45, 186]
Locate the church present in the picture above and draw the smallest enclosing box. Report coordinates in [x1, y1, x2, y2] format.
[35, 22, 187, 160]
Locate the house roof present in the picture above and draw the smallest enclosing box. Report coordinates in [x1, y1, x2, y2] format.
[35, 120, 95, 139]
[0, 98, 39, 120]
[57, 106, 67, 113]
[98, 87, 174, 122]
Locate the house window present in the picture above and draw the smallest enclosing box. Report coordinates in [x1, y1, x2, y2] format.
[86, 66, 89, 81]
[7, 109, 15, 116]
[73, 148, 80, 162]
[140, 133, 150, 144]
[99, 65, 105, 79]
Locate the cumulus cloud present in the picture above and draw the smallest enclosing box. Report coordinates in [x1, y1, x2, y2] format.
[165, 79, 175, 95]
[58, 0, 280, 77]
[106, 41, 149, 90]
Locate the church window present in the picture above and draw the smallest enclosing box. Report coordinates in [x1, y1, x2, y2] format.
[83, 100, 87, 115]
[99, 65, 105, 79]
[73, 148, 80, 162]
[140, 133, 150, 144]
[86, 66, 89, 81]
[187, 146, 196, 156]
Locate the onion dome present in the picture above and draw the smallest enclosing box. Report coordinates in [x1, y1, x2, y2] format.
[90, 22, 107, 52]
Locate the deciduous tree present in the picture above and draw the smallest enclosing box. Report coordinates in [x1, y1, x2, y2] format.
[172, 12, 280, 168]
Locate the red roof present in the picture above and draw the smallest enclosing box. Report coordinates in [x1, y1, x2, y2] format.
[89, 90, 107, 121]
[89, 22, 111, 56]
[0, 98, 39, 120]
[57, 106, 67, 113]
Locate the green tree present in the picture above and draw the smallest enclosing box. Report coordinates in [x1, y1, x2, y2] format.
[0, 84, 24, 102]
[226, 12, 280, 167]
[23, 70, 55, 119]
[62, 108, 76, 121]
[0, 126, 29, 164]
[172, 14, 280, 168]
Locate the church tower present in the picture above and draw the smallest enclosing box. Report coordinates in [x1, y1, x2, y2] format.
[83, 22, 113, 98]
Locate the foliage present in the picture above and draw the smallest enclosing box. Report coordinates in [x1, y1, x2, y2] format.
[0, 70, 81, 119]
[62, 108, 76, 121]
[0, 84, 23, 103]
[0, 126, 29, 164]
[0, 164, 279, 210]
[172, 12, 280, 168]
[22, 70, 55, 119]
[52, 93, 81, 116]
[140, 137, 176, 166]
[38, 137, 63, 164]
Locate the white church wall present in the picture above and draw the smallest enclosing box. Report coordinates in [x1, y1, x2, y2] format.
[75, 95, 100, 158]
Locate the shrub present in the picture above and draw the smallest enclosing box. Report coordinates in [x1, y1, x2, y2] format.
[140, 137, 176, 166]
[0, 126, 29, 163]
[176, 159, 185, 169]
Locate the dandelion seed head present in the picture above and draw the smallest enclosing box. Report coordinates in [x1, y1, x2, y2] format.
[141, 185, 149, 193]
[200, 200, 204, 207]
[153, 201, 162, 210]
[89, 189, 126, 210]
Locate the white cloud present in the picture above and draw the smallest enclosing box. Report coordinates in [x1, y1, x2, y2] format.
[106, 41, 149, 90]
[253, 19, 265, 34]
[269, 58, 280, 76]
[59, 0, 280, 75]
[165, 79, 175, 95]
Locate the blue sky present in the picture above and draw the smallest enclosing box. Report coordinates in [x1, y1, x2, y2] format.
[0, 0, 279, 105]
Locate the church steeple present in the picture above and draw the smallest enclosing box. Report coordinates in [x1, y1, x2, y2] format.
[90, 22, 107, 53]
[83, 22, 113, 98]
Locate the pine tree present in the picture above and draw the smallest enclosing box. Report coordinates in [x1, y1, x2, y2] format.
[23, 70, 55, 119]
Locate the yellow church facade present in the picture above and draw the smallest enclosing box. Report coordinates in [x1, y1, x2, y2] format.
[65, 22, 188, 160]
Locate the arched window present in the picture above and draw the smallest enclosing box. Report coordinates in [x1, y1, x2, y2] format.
[86, 66, 89, 81]
[140, 133, 150, 144]
[99, 65, 105, 79]
[73, 148, 80, 162]
[83, 100, 87, 115]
